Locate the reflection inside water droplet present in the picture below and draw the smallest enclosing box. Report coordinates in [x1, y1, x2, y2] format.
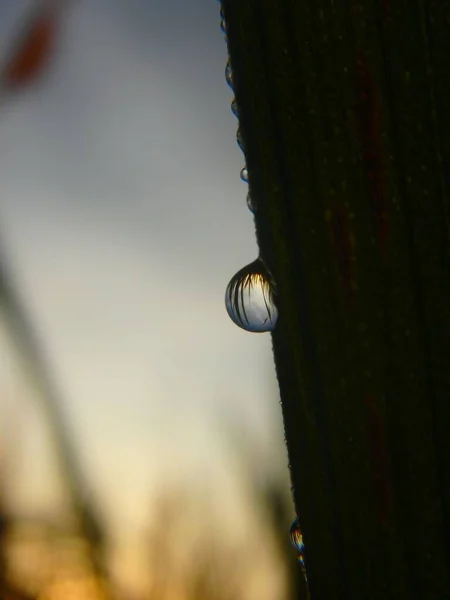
[225, 258, 278, 333]
[240, 166, 249, 183]
[231, 99, 239, 118]
[225, 59, 233, 88]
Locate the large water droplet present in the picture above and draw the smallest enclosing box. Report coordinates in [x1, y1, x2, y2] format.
[225, 59, 233, 89]
[225, 258, 278, 333]
[236, 127, 245, 153]
[240, 166, 249, 183]
[231, 98, 239, 118]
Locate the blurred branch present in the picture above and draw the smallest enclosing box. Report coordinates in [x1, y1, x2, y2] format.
[0, 247, 113, 598]
[0, 0, 60, 91]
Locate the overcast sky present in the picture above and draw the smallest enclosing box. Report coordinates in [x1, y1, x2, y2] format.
[0, 0, 289, 538]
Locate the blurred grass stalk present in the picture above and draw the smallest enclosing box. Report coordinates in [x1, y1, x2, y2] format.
[0, 2, 114, 597]
[0, 236, 114, 599]
[222, 0, 450, 598]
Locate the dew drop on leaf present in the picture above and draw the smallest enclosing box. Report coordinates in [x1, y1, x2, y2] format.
[289, 517, 305, 557]
[236, 127, 245, 153]
[247, 193, 255, 214]
[231, 98, 239, 118]
[240, 166, 249, 183]
[225, 258, 278, 333]
[289, 517, 309, 589]
[225, 59, 233, 89]
[219, 4, 227, 34]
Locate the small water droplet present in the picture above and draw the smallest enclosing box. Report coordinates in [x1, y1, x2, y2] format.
[289, 517, 309, 592]
[225, 258, 278, 333]
[247, 192, 255, 214]
[240, 166, 249, 183]
[231, 98, 239, 118]
[225, 59, 233, 89]
[289, 517, 305, 557]
[236, 127, 245, 153]
[219, 6, 227, 39]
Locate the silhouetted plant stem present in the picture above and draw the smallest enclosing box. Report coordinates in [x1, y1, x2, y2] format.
[222, 1, 450, 598]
